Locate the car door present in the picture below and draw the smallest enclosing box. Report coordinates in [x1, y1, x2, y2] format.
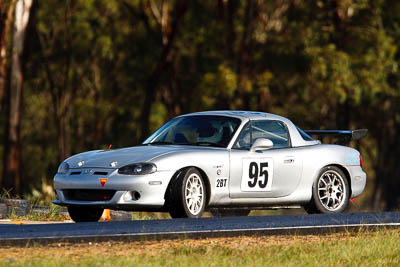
[229, 120, 303, 198]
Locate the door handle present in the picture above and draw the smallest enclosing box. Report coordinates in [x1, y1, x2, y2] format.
[284, 156, 295, 164]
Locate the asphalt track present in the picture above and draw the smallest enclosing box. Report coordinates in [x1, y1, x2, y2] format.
[1, 212, 400, 246]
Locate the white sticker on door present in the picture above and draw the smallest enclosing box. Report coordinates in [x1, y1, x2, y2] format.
[241, 158, 274, 192]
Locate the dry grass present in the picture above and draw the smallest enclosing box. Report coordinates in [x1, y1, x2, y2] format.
[0, 233, 348, 258]
[1, 228, 399, 266]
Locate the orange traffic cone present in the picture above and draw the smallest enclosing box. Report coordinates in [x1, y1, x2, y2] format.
[102, 209, 111, 221]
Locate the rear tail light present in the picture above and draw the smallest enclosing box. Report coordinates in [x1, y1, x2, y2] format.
[360, 155, 363, 168]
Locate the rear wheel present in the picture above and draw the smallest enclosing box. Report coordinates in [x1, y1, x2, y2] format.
[168, 168, 206, 218]
[305, 166, 349, 214]
[68, 206, 104, 222]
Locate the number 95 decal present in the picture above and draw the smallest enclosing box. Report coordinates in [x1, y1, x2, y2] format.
[241, 158, 273, 192]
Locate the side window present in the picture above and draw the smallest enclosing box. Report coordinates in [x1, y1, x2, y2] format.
[296, 126, 313, 141]
[233, 120, 290, 150]
[252, 121, 290, 148]
[232, 123, 251, 150]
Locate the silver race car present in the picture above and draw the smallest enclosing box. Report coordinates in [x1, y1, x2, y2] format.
[53, 111, 367, 222]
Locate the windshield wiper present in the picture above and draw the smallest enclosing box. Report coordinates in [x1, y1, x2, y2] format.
[146, 141, 173, 145]
[193, 142, 224, 147]
[147, 141, 224, 147]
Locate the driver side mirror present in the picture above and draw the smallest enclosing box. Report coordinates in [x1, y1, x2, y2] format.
[250, 138, 274, 152]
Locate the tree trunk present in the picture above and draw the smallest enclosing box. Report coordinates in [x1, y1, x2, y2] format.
[0, 3, 8, 110]
[139, 1, 187, 141]
[2, 0, 34, 194]
[0, 0, 15, 112]
[234, 0, 258, 110]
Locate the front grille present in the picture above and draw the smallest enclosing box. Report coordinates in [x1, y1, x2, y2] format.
[70, 172, 81, 175]
[63, 189, 116, 201]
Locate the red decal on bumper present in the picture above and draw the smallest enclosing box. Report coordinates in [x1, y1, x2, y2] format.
[99, 178, 108, 187]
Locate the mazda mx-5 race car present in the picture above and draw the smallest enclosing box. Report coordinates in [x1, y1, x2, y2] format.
[53, 111, 367, 222]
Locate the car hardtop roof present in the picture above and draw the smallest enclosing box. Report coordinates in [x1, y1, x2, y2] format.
[180, 110, 288, 122]
[176, 110, 320, 147]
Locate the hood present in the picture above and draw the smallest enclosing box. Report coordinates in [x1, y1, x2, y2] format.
[65, 145, 182, 169]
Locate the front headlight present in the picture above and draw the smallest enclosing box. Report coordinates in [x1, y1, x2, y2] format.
[118, 163, 157, 175]
[57, 162, 70, 175]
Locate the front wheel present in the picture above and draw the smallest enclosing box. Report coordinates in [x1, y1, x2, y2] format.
[305, 166, 350, 214]
[67, 206, 104, 222]
[168, 168, 206, 218]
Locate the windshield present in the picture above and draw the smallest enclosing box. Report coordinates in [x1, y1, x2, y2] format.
[143, 115, 242, 148]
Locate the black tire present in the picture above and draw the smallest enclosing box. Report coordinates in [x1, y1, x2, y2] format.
[211, 209, 250, 217]
[168, 168, 206, 218]
[67, 206, 104, 222]
[305, 166, 350, 214]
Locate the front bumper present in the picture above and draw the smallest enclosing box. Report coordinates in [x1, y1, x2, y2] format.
[53, 168, 175, 211]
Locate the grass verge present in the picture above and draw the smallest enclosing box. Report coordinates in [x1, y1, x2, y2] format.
[6, 205, 69, 222]
[0, 228, 399, 266]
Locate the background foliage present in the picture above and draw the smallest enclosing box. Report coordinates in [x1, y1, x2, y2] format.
[1, 0, 400, 210]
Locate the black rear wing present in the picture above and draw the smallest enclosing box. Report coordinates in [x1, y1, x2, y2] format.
[305, 129, 368, 144]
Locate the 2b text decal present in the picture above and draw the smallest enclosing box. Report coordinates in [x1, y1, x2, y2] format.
[216, 178, 227, 188]
[215, 178, 228, 190]
[241, 158, 273, 192]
